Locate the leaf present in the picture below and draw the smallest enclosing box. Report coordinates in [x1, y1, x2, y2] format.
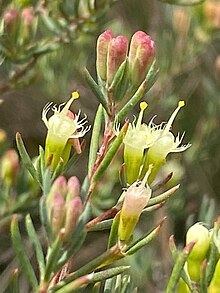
[11, 215, 38, 291]
[126, 218, 165, 255]
[25, 214, 45, 279]
[88, 104, 103, 177]
[166, 241, 196, 293]
[16, 132, 41, 187]
[83, 68, 109, 114]
[91, 122, 128, 186]
[108, 212, 120, 249]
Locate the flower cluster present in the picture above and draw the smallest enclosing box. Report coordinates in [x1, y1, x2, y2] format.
[96, 30, 155, 90]
[46, 176, 83, 241]
[123, 101, 191, 185]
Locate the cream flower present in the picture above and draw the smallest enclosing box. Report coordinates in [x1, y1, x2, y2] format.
[42, 92, 90, 170]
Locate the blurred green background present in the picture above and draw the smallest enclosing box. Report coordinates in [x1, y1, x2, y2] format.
[0, 0, 220, 291]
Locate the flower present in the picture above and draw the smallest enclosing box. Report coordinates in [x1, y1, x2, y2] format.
[42, 92, 90, 170]
[118, 165, 152, 242]
[141, 101, 191, 183]
[123, 101, 161, 184]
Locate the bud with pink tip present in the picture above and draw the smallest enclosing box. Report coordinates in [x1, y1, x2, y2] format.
[128, 31, 156, 87]
[64, 196, 83, 240]
[96, 30, 114, 81]
[50, 192, 66, 235]
[66, 176, 81, 203]
[4, 8, 19, 26]
[21, 7, 34, 26]
[107, 35, 128, 85]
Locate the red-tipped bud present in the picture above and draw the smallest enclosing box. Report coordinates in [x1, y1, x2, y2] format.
[96, 30, 114, 81]
[50, 192, 65, 235]
[47, 176, 67, 210]
[0, 149, 19, 187]
[66, 176, 81, 203]
[128, 31, 155, 87]
[21, 7, 34, 26]
[107, 36, 128, 85]
[64, 196, 83, 240]
[4, 8, 19, 26]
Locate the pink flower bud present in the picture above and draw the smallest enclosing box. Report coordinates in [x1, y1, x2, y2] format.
[64, 196, 83, 241]
[128, 31, 155, 87]
[4, 9, 19, 26]
[107, 36, 128, 85]
[0, 149, 19, 187]
[66, 176, 81, 203]
[47, 176, 67, 210]
[96, 30, 114, 81]
[50, 192, 65, 235]
[21, 7, 34, 26]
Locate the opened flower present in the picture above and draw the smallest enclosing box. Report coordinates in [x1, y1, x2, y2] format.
[141, 101, 191, 183]
[123, 101, 160, 184]
[42, 92, 90, 170]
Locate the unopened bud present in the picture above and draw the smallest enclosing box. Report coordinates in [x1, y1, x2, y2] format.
[4, 9, 19, 26]
[64, 196, 83, 240]
[21, 7, 34, 26]
[66, 176, 81, 203]
[50, 192, 65, 235]
[107, 36, 128, 85]
[204, 2, 220, 29]
[0, 149, 19, 187]
[128, 31, 155, 87]
[186, 223, 210, 282]
[47, 176, 67, 212]
[96, 30, 114, 81]
[118, 167, 152, 241]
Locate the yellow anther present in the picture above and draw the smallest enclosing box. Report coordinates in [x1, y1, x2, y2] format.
[140, 101, 148, 111]
[72, 91, 79, 100]
[178, 100, 185, 108]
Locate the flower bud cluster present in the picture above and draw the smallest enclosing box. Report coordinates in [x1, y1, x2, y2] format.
[46, 176, 83, 241]
[123, 101, 191, 185]
[96, 30, 155, 91]
[3, 6, 37, 60]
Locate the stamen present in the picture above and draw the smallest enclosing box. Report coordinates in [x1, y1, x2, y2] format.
[164, 100, 185, 134]
[136, 101, 148, 130]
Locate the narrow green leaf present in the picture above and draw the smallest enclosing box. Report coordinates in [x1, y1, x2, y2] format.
[39, 195, 52, 240]
[16, 132, 41, 187]
[92, 122, 128, 185]
[116, 80, 147, 122]
[108, 212, 120, 248]
[206, 219, 220, 285]
[108, 59, 127, 93]
[166, 242, 196, 293]
[87, 219, 113, 232]
[88, 105, 103, 177]
[147, 184, 180, 207]
[53, 245, 121, 291]
[54, 267, 130, 293]
[25, 214, 45, 279]
[83, 68, 109, 114]
[11, 215, 38, 291]
[44, 231, 64, 283]
[7, 268, 19, 293]
[51, 158, 64, 181]
[126, 220, 164, 255]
